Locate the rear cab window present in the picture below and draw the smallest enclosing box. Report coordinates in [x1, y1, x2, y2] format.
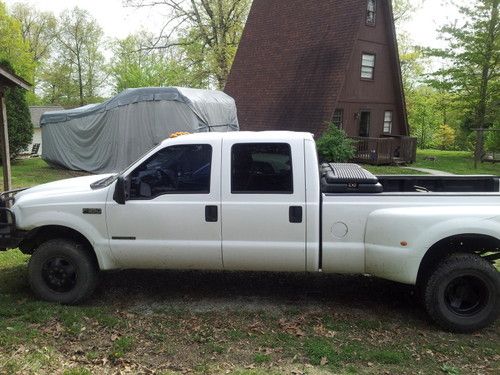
[231, 143, 293, 194]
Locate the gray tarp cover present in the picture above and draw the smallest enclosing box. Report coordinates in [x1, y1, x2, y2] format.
[41, 87, 239, 173]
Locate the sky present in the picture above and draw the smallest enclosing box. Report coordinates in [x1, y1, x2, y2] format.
[3, 0, 466, 49]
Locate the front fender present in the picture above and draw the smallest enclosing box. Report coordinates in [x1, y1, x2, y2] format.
[365, 206, 500, 284]
[13, 207, 118, 270]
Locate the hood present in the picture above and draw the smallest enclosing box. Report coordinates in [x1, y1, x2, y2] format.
[14, 174, 114, 203]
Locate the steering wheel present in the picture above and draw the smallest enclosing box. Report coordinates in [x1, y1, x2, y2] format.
[155, 168, 178, 190]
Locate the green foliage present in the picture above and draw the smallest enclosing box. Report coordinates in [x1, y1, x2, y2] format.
[10, 3, 57, 64]
[39, 7, 106, 106]
[0, 2, 35, 82]
[316, 124, 356, 162]
[0, 60, 33, 159]
[485, 124, 500, 151]
[126, 0, 251, 89]
[435, 125, 457, 150]
[427, 0, 499, 131]
[110, 33, 203, 92]
[406, 85, 465, 149]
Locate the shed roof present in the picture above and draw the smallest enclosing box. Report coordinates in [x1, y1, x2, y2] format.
[29, 106, 64, 128]
[0, 65, 32, 91]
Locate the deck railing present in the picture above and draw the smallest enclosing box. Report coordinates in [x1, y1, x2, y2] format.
[350, 136, 417, 165]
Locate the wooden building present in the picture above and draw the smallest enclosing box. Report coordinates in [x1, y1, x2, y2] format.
[225, 0, 416, 164]
[0, 65, 32, 191]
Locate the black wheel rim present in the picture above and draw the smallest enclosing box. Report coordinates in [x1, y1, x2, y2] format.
[41, 257, 77, 293]
[444, 275, 489, 317]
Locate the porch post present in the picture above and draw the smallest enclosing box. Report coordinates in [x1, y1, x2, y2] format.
[0, 88, 12, 192]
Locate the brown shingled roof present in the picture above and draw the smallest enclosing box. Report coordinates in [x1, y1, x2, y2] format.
[225, 0, 365, 136]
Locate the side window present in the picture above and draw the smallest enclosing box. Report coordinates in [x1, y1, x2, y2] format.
[332, 109, 344, 129]
[366, 0, 377, 26]
[361, 53, 375, 80]
[129, 144, 212, 199]
[384, 111, 393, 133]
[231, 143, 293, 194]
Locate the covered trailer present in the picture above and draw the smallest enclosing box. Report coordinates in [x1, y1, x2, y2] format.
[40, 87, 239, 173]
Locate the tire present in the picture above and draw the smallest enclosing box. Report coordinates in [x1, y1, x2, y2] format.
[28, 239, 98, 304]
[423, 253, 500, 333]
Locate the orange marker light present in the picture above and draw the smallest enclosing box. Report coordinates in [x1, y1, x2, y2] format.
[400, 241, 408, 247]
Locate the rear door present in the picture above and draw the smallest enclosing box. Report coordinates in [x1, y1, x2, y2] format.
[221, 140, 306, 271]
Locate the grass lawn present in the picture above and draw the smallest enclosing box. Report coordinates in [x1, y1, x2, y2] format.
[362, 149, 500, 176]
[413, 150, 500, 175]
[361, 165, 423, 175]
[0, 158, 498, 374]
[3, 158, 88, 189]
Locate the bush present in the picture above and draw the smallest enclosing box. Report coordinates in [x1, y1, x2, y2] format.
[316, 123, 355, 162]
[0, 60, 33, 159]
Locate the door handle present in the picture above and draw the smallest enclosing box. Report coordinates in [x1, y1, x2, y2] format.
[205, 205, 218, 222]
[289, 206, 303, 223]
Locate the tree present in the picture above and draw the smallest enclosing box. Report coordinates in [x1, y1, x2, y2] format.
[316, 124, 356, 162]
[48, 7, 107, 106]
[429, 0, 499, 133]
[0, 2, 34, 81]
[0, 60, 33, 159]
[406, 86, 443, 149]
[126, 0, 251, 89]
[10, 3, 57, 64]
[435, 124, 457, 150]
[392, 0, 424, 26]
[110, 33, 201, 92]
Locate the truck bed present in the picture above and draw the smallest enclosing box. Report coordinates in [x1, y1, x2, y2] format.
[320, 163, 500, 194]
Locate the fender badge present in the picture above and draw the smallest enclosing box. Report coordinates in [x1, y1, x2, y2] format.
[83, 208, 102, 215]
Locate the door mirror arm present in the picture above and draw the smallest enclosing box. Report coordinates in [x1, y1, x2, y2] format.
[113, 176, 127, 205]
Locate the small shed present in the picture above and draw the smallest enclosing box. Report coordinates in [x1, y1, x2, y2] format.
[28, 106, 64, 156]
[40, 87, 239, 173]
[0, 65, 32, 191]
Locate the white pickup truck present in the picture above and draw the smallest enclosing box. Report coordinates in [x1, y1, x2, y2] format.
[0, 132, 499, 332]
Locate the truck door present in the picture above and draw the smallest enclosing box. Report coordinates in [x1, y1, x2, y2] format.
[221, 140, 306, 271]
[105, 140, 222, 270]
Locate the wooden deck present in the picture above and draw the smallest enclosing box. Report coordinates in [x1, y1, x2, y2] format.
[350, 136, 417, 165]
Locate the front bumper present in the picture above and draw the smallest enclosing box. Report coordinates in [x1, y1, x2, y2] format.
[0, 189, 27, 251]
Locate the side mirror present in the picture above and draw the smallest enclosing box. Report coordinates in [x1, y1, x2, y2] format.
[113, 176, 127, 205]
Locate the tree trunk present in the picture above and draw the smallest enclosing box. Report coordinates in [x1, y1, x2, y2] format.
[474, 0, 498, 130]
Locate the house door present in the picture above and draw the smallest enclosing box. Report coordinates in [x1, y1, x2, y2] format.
[359, 111, 371, 137]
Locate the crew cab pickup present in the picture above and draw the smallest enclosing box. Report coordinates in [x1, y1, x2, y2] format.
[1, 132, 499, 332]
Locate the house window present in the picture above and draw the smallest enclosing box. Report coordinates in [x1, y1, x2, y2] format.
[359, 111, 371, 137]
[384, 111, 393, 133]
[361, 53, 375, 79]
[366, 0, 377, 26]
[332, 109, 343, 128]
[231, 143, 293, 194]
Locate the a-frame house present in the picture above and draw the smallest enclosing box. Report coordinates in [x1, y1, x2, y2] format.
[225, 0, 416, 164]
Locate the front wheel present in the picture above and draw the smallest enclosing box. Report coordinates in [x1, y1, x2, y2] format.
[423, 253, 500, 333]
[28, 239, 98, 304]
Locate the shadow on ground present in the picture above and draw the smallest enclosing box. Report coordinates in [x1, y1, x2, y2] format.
[95, 270, 426, 322]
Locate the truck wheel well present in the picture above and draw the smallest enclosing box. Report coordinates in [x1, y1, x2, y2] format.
[19, 225, 98, 265]
[417, 233, 500, 286]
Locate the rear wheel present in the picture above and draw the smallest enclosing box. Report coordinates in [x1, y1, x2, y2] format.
[28, 239, 98, 304]
[423, 253, 499, 333]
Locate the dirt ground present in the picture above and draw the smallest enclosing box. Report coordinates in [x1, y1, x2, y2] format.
[0, 258, 499, 374]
